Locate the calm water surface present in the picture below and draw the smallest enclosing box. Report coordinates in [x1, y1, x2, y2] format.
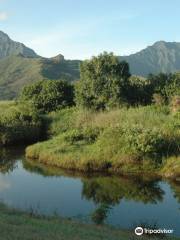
[0, 147, 180, 236]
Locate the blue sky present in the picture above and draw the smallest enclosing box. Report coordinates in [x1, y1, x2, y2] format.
[0, 0, 180, 59]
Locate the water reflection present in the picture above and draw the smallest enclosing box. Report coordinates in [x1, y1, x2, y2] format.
[82, 176, 164, 205]
[23, 160, 165, 224]
[0, 148, 23, 173]
[23, 160, 164, 204]
[0, 153, 180, 233]
[0, 176, 11, 192]
[169, 180, 180, 204]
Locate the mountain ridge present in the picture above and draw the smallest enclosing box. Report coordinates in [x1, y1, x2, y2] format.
[120, 41, 180, 76]
[0, 31, 38, 58]
[0, 30, 180, 99]
[0, 31, 80, 100]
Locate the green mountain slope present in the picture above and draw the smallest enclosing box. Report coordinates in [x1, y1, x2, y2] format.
[0, 55, 80, 100]
[121, 41, 180, 76]
[0, 31, 80, 100]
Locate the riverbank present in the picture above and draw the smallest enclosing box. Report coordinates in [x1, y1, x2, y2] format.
[26, 106, 180, 178]
[0, 203, 179, 240]
[0, 101, 179, 178]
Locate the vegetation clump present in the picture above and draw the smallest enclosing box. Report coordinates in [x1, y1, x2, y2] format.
[19, 79, 74, 113]
[0, 52, 179, 177]
[0, 102, 42, 145]
[26, 105, 180, 176]
[75, 52, 130, 110]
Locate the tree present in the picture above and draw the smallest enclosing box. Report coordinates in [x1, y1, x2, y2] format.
[75, 52, 130, 110]
[147, 73, 180, 103]
[19, 80, 74, 113]
[125, 75, 152, 105]
[164, 72, 180, 99]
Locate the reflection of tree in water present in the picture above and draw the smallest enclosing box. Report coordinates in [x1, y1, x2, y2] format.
[91, 203, 111, 225]
[23, 160, 165, 224]
[169, 180, 180, 204]
[0, 148, 23, 173]
[82, 176, 165, 224]
[82, 176, 164, 205]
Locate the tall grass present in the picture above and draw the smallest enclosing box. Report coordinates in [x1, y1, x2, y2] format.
[26, 105, 180, 176]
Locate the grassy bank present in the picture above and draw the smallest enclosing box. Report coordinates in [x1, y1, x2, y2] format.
[0, 204, 178, 240]
[26, 106, 180, 178]
[0, 101, 43, 146]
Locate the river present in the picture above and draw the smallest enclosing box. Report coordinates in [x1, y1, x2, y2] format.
[0, 147, 180, 236]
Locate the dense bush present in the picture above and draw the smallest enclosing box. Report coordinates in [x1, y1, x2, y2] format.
[75, 52, 179, 109]
[125, 76, 152, 105]
[123, 125, 165, 158]
[125, 73, 180, 106]
[19, 80, 74, 113]
[0, 103, 42, 145]
[75, 52, 130, 110]
[147, 72, 180, 103]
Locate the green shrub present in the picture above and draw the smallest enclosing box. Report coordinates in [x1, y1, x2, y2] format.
[123, 125, 165, 158]
[0, 103, 42, 146]
[19, 80, 74, 113]
[64, 129, 84, 143]
[64, 127, 100, 144]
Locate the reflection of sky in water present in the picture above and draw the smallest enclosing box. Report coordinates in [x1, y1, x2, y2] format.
[107, 182, 180, 230]
[0, 176, 11, 192]
[0, 156, 180, 237]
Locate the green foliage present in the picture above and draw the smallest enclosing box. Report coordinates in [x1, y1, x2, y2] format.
[26, 106, 180, 175]
[164, 72, 180, 98]
[148, 72, 180, 102]
[64, 129, 84, 143]
[74, 51, 179, 108]
[75, 52, 130, 110]
[0, 102, 42, 146]
[64, 127, 100, 144]
[123, 126, 165, 158]
[47, 108, 77, 136]
[125, 75, 152, 105]
[126, 73, 180, 106]
[19, 80, 74, 113]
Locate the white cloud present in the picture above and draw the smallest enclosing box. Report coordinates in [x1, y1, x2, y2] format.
[0, 12, 8, 21]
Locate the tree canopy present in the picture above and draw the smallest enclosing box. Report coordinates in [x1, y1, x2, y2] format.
[75, 52, 130, 110]
[19, 80, 74, 113]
